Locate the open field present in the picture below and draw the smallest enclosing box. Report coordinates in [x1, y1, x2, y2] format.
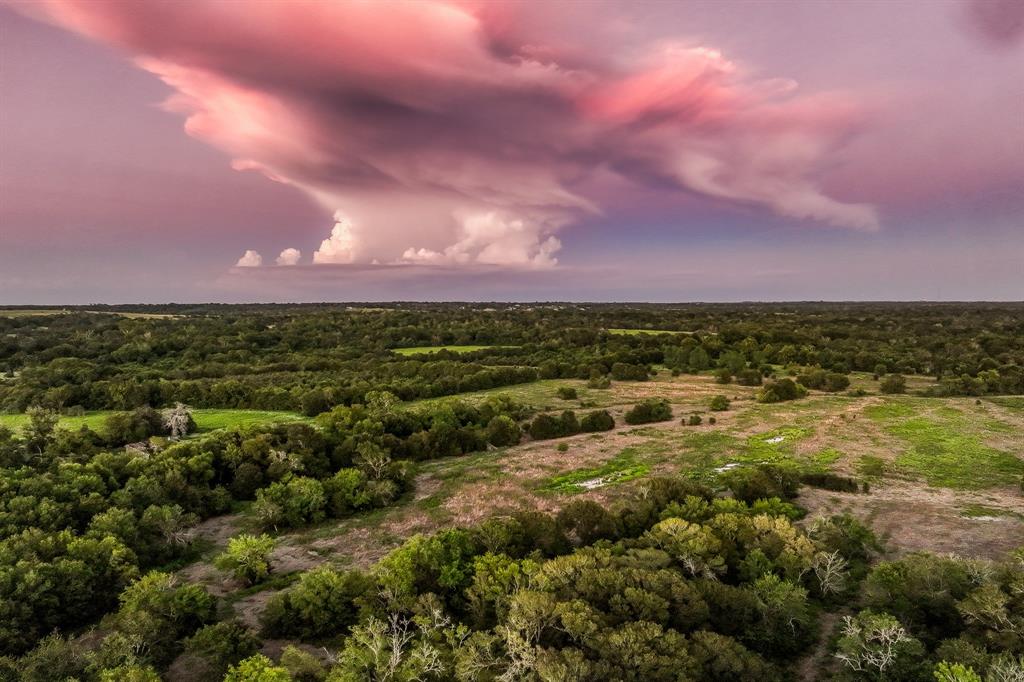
[170, 372, 1023, 639]
[0, 308, 179, 319]
[0, 408, 308, 434]
[606, 327, 699, 335]
[390, 344, 516, 355]
[0, 308, 72, 317]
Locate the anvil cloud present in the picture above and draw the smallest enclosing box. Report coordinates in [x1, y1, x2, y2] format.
[21, 0, 879, 269]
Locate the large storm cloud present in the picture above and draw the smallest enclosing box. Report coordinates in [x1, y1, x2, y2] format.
[19, 0, 880, 268]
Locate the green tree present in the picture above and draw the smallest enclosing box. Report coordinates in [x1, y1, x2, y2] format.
[880, 374, 906, 394]
[215, 534, 275, 585]
[486, 415, 521, 447]
[225, 654, 292, 682]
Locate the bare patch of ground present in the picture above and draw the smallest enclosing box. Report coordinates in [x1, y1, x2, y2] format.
[798, 481, 1024, 560]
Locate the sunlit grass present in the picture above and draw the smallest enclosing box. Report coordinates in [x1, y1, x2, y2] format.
[390, 345, 515, 355]
[0, 408, 307, 435]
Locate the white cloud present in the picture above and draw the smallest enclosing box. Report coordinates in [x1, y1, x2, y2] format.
[234, 249, 262, 267]
[312, 213, 357, 264]
[276, 247, 301, 266]
[400, 211, 561, 268]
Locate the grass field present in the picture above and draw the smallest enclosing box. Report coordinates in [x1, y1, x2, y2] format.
[0, 408, 308, 435]
[160, 371, 1024, 644]
[0, 309, 71, 317]
[0, 309, 179, 319]
[390, 345, 514, 355]
[606, 327, 695, 335]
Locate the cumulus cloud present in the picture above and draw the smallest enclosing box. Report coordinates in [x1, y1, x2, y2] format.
[312, 214, 357, 264]
[275, 248, 301, 266]
[23, 0, 880, 266]
[234, 250, 262, 267]
[401, 211, 562, 267]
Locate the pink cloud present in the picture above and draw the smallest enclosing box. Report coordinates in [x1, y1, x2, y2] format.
[19, 0, 881, 266]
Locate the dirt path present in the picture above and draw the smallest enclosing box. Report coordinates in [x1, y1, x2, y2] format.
[796, 610, 843, 682]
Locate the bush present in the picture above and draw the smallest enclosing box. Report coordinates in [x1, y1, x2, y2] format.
[757, 378, 807, 403]
[185, 621, 260, 678]
[556, 500, 618, 546]
[224, 655, 291, 682]
[253, 477, 327, 530]
[556, 442, 568, 452]
[580, 409, 615, 432]
[709, 395, 730, 411]
[708, 416, 716, 425]
[686, 414, 702, 426]
[798, 370, 849, 393]
[280, 645, 327, 681]
[104, 406, 164, 445]
[800, 472, 859, 493]
[485, 415, 521, 447]
[300, 389, 331, 417]
[735, 368, 763, 386]
[723, 464, 800, 503]
[214, 534, 275, 585]
[624, 399, 673, 425]
[880, 373, 906, 394]
[587, 375, 611, 389]
[262, 567, 372, 639]
[528, 411, 580, 440]
[824, 373, 851, 392]
[714, 368, 733, 384]
[556, 386, 578, 400]
[611, 362, 649, 381]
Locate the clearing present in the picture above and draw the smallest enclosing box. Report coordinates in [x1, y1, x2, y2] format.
[0, 408, 308, 435]
[171, 371, 1023, 638]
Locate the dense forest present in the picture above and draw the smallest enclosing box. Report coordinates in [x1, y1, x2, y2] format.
[0, 303, 1021, 681]
[2, 303, 1023, 414]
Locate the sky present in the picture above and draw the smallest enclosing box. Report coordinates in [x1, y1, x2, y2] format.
[0, 0, 1021, 303]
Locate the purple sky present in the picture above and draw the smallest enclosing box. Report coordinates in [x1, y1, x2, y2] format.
[1, 0, 1021, 303]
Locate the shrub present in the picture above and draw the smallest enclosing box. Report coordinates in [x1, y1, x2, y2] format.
[528, 411, 579, 440]
[280, 645, 327, 681]
[580, 409, 615, 432]
[735, 368, 763, 386]
[214, 534, 275, 585]
[300, 389, 331, 417]
[556, 500, 618, 546]
[708, 416, 716, 425]
[800, 472, 859, 493]
[587, 375, 611, 389]
[709, 395, 730, 411]
[253, 477, 327, 530]
[185, 621, 260, 678]
[624, 399, 673, 425]
[558, 410, 580, 436]
[824, 373, 851, 392]
[323, 468, 372, 517]
[880, 373, 907, 394]
[262, 567, 372, 639]
[224, 655, 291, 682]
[556, 442, 568, 452]
[485, 415, 521, 447]
[104, 406, 164, 445]
[611, 362, 649, 381]
[556, 386, 578, 400]
[686, 414, 702, 426]
[528, 414, 562, 440]
[757, 378, 807, 403]
[714, 368, 733, 384]
[723, 464, 800, 503]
